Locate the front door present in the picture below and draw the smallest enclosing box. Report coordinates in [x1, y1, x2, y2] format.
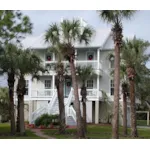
[64, 77, 72, 97]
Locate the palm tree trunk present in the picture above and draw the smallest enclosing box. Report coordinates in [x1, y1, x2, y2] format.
[16, 99, 20, 132]
[129, 78, 138, 137]
[112, 42, 120, 139]
[82, 100, 87, 133]
[56, 73, 66, 134]
[8, 73, 16, 135]
[19, 94, 25, 135]
[123, 92, 127, 136]
[69, 60, 85, 138]
[17, 76, 25, 135]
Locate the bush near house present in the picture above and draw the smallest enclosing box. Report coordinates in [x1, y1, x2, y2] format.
[34, 114, 59, 128]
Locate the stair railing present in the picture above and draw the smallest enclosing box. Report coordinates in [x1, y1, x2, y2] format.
[48, 89, 57, 114]
[31, 104, 48, 123]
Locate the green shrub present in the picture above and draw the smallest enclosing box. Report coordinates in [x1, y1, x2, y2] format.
[34, 114, 59, 127]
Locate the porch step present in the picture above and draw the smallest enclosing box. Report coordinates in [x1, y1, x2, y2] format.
[67, 116, 77, 126]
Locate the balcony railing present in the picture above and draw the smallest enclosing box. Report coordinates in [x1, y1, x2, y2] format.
[31, 89, 53, 98]
[45, 60, 101, 70]
[76, 60, 99, 70]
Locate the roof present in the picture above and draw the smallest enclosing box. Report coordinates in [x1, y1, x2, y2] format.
[21, 28, 112, 50]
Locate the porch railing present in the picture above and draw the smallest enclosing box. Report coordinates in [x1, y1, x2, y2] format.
[78, 88, 99, 98]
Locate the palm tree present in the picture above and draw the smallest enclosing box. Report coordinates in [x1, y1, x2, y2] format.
[45, 24, 66, 134]
[0, 87, 10, 122]
[45, 19, 94, 138]
[120, 64, 129, 136]
[121, 37, 150, 137]
[60, 19, 94, 138]
[110, 55, 129, 136]
[97, 10, 136, 138]
[76, 65, 96, 134]
[16, 49, 45, 135]
[0, 43, 19, 135]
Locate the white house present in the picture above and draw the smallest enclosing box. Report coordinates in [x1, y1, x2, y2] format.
[12, 31, 131, 127]
[13, 19, 132, 126]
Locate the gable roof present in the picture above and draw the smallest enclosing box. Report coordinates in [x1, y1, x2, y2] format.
[21, 28, 113, 50]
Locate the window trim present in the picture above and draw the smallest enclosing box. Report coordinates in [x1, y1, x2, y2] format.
[86, 80, 94, 89]
[86, 51, 95, 61]
[44, 80, 51, 89]
[110, 79, 114, 96]
[45, 53, 52, 61]
[109, 56, 115, 69]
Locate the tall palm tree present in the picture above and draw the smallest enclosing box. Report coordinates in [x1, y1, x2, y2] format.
[60, 19, 94, 138]
[45, 19, 94, 138]
[76, 65, 96, 134]
[110, 56, 129, 136]
[45, 24, 66, 134]
[16, 49, 45, 135]
[0, 43, 18, 135]
[121, 37, 150, 137]
[97, 10, 136, 138]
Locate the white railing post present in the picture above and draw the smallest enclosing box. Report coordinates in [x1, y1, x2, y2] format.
[147, 111, 149, 126]
[97, 48, 100, 71]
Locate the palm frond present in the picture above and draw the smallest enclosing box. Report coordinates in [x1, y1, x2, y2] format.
[79, 26, 94, 45]
[44, 23, 60, 45]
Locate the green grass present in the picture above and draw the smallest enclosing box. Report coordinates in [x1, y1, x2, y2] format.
[137, 120, 150, 126]
[0, 123, 43, 139]
[42, 124, 150, 139]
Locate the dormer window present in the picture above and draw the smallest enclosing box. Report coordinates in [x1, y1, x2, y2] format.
[45, 53, 52, 61]
[87, 52, 94, 61]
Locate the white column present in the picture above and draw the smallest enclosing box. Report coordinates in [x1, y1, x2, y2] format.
[97, 75, 100, 98]
[95, 101, 99, 124]
[53, 52, 55, 61]
[29, 76, 32, 124]
[52, 75, 55, 95]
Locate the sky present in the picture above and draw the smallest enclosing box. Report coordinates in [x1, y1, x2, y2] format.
[1, 10, 150, 87]
[21, 10, 150, 46]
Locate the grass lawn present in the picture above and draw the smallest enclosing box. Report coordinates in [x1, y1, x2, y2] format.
[137, 120, 150, 126]
[0, 123, 42, 139]
[42, 124, 150, 139]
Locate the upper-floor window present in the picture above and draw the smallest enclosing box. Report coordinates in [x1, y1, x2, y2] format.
[45, 80, 51, 89]
[110, 80, 114, 96]
[87, 52, 94, 61]
[45, 53, 52, 61]
[87, 80, 93, 89]
[25, 80, 29, 95]
[109, 56, 114, 68]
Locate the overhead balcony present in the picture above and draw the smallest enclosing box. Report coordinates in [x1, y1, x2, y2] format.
[42, 60, 102, 76]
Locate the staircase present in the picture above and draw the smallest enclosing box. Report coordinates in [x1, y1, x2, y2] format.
[31, 88, 77, 125]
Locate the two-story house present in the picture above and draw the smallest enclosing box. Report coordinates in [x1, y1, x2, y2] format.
[13, 19, 131, 126]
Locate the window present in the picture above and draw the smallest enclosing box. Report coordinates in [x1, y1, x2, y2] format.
[45, 80, 51, 89]
[87, 52, 94, 61]
[45, 53, 52, 61]
[110, 56, 114, 68]
[25, 80, 29, 95]
[87, 80, 93, 89]
[110, 80, 114, 96]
